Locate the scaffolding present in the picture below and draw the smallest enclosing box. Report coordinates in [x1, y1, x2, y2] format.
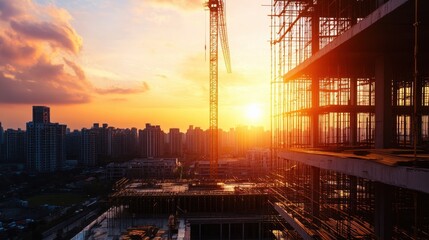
[269, 0, 429, 238]
[269, 157, 429, 239]
[270, 0, 429, 153]
[270, 0, 379, 153]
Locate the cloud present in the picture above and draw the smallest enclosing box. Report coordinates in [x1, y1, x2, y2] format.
[156, 74, 168, 79]
[0, 0, 26, 20]
[0, 66, 90, 104]
[0, 0, 147, 105]
[135, 0, 203, 11]
[0, 31, 41, 66]
[10, 20, 82, 53]
[95, 82, 150, 95]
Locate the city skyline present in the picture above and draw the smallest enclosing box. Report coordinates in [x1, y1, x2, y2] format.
[0, 105, 269, 132]
[0, 105, 271, 171]
[0, 0, 270, 131]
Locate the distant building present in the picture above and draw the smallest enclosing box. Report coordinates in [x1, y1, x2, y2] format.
[106, 158, 179, 180]
[139, 123, 165, 158]
[112, 128, 139, 158]
[246, 148, 270, 177]
[92, 123, 112, 159]
[4, 128, 26, 163]
[168, 128, 183, 157]
[32, 106, 50, 124]
[185, 125, 208, 156]
[0, 122, 3, 161]
[26, 106, 66, 172]
[0, 122, 3, 144]
[65, 130, 81, 160]
[81, 128, 96, 166]
[195, 158, 248, 179]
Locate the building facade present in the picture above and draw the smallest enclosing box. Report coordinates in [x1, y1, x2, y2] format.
[270, 0, 429, 238]
[26, 106, 66, 172]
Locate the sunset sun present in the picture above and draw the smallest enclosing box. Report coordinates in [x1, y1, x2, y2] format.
[245, 104, 262, 122]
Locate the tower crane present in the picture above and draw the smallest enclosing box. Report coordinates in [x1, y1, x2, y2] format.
[206, 0, 231, 179]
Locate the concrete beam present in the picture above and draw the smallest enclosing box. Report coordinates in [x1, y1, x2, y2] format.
[283, 0, 408, 81]
[278, 149, 429, 194]
[274, 203, 314, 240]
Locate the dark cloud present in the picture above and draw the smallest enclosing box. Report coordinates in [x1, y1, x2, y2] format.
[0, 71, 90, 104]
[0, 31, 40, 66]
[0, 0, 24, 20]
[0, 57, 92, 104]
[10, 20, 82, 53]
[0, 0, 147, 105]
[0, 0, 88, 104]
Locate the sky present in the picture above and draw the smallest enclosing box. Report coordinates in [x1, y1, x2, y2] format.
[0, 0, 270, 132]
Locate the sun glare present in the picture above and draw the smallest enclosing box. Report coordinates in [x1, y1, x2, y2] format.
[245, 104, 262, 122]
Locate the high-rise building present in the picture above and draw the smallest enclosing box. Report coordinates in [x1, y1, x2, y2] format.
[168, 128, 183, 157]
[66, 130, 81, 160]
[4, 128, 26, 163]
[139, 123, 165, 158]
[185, 125, 208, 157]
[32, 106, 50, 124]
[81, 128, 96, 166]
[112, 128, 139, 158]
[0, 122, 3, 144]
[26, 106, 66, 172]
[92, 123, 112, 160]
[0, 122, 3, 162]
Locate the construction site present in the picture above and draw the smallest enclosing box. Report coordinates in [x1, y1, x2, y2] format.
[269, 0, 429, 239]
[74, 0, 429, 239]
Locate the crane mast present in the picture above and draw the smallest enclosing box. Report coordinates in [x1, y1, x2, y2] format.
[207, 0, 231, 179]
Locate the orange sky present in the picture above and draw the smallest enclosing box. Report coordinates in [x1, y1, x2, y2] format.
[0, 0, 270, 132]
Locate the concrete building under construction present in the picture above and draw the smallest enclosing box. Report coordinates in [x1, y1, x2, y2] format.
[270, 0, 429, 239]
[81, 1, 429, 239]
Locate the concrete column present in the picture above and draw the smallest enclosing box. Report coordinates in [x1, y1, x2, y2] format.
[311, 166, 320, 225]
[312, 78, 319, 147]
[350, 78, 358, 146]
[374, 182, 393, 240]
[311, 3, 319, 54]
[349, 176, 358, 213]
[375, 56, 393, 148]
[311, 2, 319, 148]
[229, 223, 231, 240]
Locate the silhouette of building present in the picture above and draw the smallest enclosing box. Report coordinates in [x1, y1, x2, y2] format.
[0, 122, 3, 162]
[4, 128, 26, 163]
[106, 158, 179, 180]
[139, 123, 165, 158]
[112, 128, 139, 159]
[65, 130, 81, 161]
[81, 128, 96, 166]
[185, 125, 208, 157]
[168, 128, 183, 157]
[26, 106, 66, 172]
[32, 106, 50, 124]
[92, 123, 112, 160]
